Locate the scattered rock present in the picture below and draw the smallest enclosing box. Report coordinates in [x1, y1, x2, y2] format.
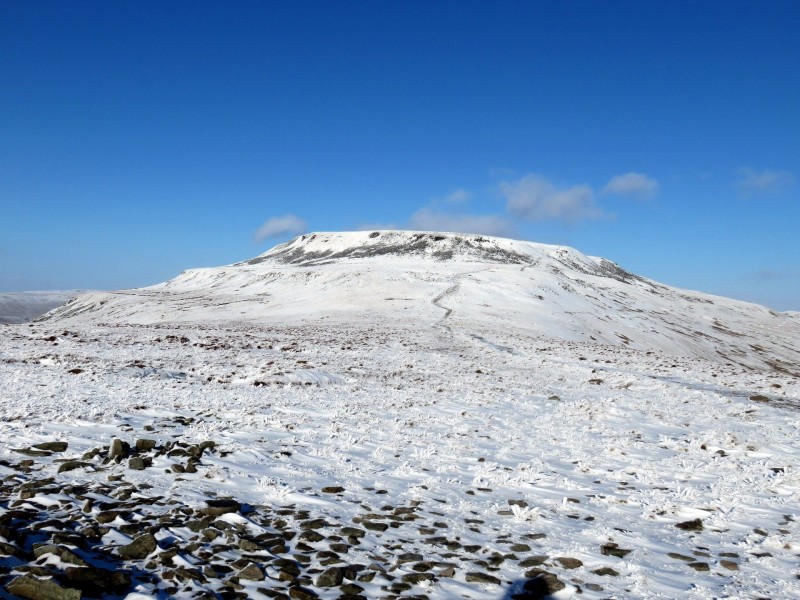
[321, 486, 345, 494]
[300, 518, 328, 530]
[340, 582, 364, 595]
[512, 572, 566, 599]
[118, 533, 157, 559]
[12, 448, 52, 457]
[32, 441, 68, 452]
[238, 562, 265, 581]
[510, 543, 531, 552]
[668, 552, 695, 561]
[555, 557, 583, 569]
[465, 572, 502, 585]
[288, 587, 319, 599]
[402, 572, 434, 583]
[676, 519, 703, 531]
[57, 460, 91, 474]
[128, 457, 146, 470]
[397, 552, 424, 564]
[316, 566, 345, 587]
[519, 555, 548, 568]
[6, 574, 81, 600]
[109, 438, 130, 459]
[0, 541, 23, 557]
[32, 544, 87, 566]
[199, 498, 240, 517]
[340, 527, 366, 539]
[135, 438, 157, 452]
[63, 566, 131, 594]
[601, 543, 632, 558]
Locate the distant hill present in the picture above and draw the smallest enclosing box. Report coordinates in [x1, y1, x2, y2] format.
[39, 231, 800, 375]
[0, 291, 83, 324]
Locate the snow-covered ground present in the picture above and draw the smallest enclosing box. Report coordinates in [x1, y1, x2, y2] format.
[1, 320, 798, 599]
[2, 232, 798, 599]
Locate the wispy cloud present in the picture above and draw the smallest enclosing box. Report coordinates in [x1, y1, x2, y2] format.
[499, 174, 601, 223]
[360, 168, 657, 236]
[736, 168, 794, 198]
[409, 208, 515, 237]
[253, 214, 307, 243]
[442, 188, 472, 204]
[602, 172, 659, 200]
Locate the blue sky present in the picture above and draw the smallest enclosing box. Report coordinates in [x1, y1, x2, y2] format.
[1, 1, 798, 310]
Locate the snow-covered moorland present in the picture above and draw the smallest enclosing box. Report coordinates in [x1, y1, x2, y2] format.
[1, 232, 798, 599]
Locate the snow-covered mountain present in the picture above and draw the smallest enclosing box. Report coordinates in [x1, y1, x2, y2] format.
[40, 231, 799, 375]
[0, 290, 82, 324]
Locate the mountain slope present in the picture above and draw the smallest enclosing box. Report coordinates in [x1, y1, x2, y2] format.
[39, 231, 800, 375]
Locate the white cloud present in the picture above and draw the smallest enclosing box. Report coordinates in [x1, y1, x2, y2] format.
[443, 188, 472, 204]
[500, 174, 601, 223]
[737, 168, 795, 197]
[253, 214, 307, 243]
[409, 208, 515, 237]
[602, 172, 659, 200]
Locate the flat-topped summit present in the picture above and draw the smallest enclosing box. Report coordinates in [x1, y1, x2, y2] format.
[244, 230, 544, 266]
[242, 230, 643, 284]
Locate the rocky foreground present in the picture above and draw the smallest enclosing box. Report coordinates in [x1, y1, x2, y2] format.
[0, 435, 595, 600]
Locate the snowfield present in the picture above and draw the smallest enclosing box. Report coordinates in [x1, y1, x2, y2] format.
[1, 232, 799, 599]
